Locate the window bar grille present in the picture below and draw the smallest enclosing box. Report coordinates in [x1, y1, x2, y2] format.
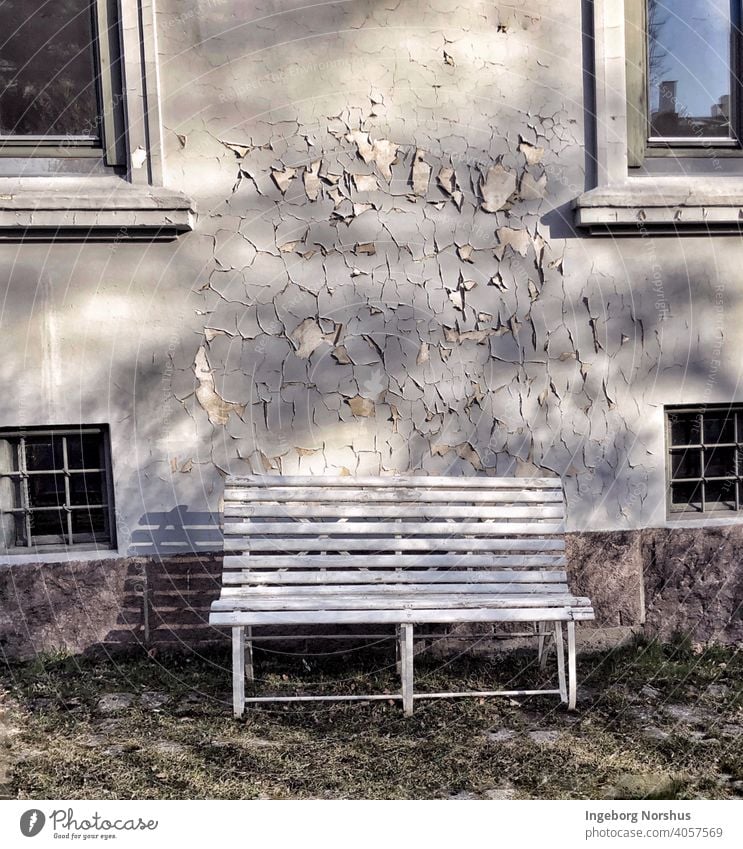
[18, 437, 32, 546]
[62, 436, 73, 546]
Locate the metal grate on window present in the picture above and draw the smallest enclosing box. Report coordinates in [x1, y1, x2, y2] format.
[0, 426, 114, 550]
[667, 405, 743, 514]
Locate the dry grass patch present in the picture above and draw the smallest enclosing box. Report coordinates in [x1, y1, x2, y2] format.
[0, 635, 740, 799]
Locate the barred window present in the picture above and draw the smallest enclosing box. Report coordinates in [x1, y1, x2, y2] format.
[0, 426, 115, 552]
[667, 405, 741, 514]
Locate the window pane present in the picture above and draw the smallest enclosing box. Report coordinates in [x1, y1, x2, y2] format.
[69, 471, 103, 505]
[670, 448, 702, 478]
[648, 0, 733, 139]
[670, 480, 702, 511]
[27, 473, 65, 508]
[704, 446, 736, 476]
[669, 412, 701, 445]
[703, 410, 735, 443]
[24, 438, 63, 471]
[705, 479, 737, 510]
[71, 508, 106, 536]
[67, 434, 102, 469]
[30, 508, 66, 538]
[0, 0, 100, 137]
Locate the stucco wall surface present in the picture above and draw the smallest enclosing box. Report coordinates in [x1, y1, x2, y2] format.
[0, 0, 742, 563]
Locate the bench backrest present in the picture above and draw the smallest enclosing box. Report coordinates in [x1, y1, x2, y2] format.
[221, 475, 569, 595]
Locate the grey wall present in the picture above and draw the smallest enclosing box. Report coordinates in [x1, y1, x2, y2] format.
[1, 0, 741, 558]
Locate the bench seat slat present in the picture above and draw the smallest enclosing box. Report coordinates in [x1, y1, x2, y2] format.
[224, 520, 565, 537]
[224, 504, 564, 520]
[224, 537, 565, 553]
[220, 583, 571, 596]
[226, 489, 563, 504]
[211, 594, 590, 611]
[228, 475, 562, 489]
[224, 521, 565, 537]
[221, 568, 569, 584]
[223, 555, 566, 570]
[210, 607, 595, 626]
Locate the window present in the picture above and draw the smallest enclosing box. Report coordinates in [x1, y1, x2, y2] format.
[0, 0, 125, 169]
[575, 0, 743, 233]
[0, 426, 115, 553]
[666, 405, 743, 514]
[0, 1, 193, 239]
[626, 0, 742, 166]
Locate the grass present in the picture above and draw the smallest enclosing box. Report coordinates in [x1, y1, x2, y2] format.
[0, 635, 740, 800]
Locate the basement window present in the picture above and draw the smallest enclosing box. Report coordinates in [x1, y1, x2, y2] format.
[0, 426, 115, 553]
[666, 405, 743, 515]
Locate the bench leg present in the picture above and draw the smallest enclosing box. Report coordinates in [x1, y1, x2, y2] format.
[400, 623, 414, 716]
[245, 625, 254, 683]
[537, 621, 550, 670]
[395, 625, 402, 675]
[553, 622, 568, 705]
[232, 626, 246, 719]
[567, 620, 577, 711]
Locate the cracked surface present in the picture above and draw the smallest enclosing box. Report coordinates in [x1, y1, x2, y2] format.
[2, 0, 740, 586]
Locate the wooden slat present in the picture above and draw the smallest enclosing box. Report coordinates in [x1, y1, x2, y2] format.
[224, 537, 565, 553]
[226, 488, 563, 504]
[224, 504, 565, 520]
[221, 568, 569, 585]
[220, 583, 571, 596]
[223, 521, 565, 537]
[222, 555, 567, 570]
[212, 594, 589, 611]
[210, 607, 595, 625]
[227, 475, 561, 489]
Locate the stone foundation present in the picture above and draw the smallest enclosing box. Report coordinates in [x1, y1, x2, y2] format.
[0, 525, 740, 661]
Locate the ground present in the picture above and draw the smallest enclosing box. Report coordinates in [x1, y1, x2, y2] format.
[0, 636, 740, 800]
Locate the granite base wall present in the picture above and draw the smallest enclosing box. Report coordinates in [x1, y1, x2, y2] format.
[0, 525, 740, 661]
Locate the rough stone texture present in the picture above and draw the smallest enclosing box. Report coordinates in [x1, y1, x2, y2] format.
[0, 523, 740, 659]
[642, 526, 743, 644]
[566, 531, 644, 627]
[0, 554, 223, 661]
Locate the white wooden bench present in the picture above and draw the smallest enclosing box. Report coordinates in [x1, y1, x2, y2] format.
[209, 475, 594, 716]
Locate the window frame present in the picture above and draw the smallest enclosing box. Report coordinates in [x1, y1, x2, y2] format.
[665, 404, 743, 518]
[0, 0, 126, 167]
[0, 0, 193, 240]
[0, 425, 116, 554]
[626, 0, 743, 166]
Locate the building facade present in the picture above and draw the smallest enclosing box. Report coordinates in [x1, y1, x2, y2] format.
[0, 0, 741, 659]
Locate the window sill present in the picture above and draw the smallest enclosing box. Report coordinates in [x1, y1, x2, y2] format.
[664, 514, 743, 529]
[0, 178, 195, 241]
[0, 548, 122, 566]
[574, 179, 743, 234]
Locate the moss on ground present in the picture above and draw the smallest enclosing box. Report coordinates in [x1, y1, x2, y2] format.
[0, 635, 740, 800]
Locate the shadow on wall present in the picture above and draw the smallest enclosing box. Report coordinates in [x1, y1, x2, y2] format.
[129, 506, 223, 556]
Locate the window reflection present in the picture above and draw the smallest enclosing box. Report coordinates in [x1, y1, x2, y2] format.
[648, 0, 734, 140]
[0, 0, 100, 138]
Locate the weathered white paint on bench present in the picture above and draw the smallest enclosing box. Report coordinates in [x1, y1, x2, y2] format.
[209, 474, 594, 716]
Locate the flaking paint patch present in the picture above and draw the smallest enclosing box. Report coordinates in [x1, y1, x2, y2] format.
[167, 6, 655, 530]
[193, 347, 245, 426]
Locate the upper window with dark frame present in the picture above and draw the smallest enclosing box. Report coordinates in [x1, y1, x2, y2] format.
[0, 425, 115, 553]
[666, 405, 742, 515]
[626, 0, 743, 166]
[0, 0, 125, 167]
